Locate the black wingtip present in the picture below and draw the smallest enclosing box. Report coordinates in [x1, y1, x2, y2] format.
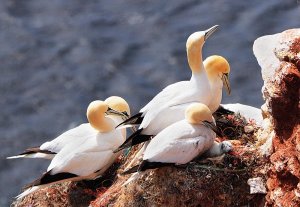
[124, 160, 176, 175]
[19, 147, 56, 156]
[214, 106, 234, 116]
[122, 164, 140, 175]
[113, 147, 123, 153]
[114, 129, 153, 152]
[116, 112, 143, 128]
[23, 170, 78, 189]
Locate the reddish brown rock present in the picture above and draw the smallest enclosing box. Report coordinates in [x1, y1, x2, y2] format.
[254, 28, 300, 207]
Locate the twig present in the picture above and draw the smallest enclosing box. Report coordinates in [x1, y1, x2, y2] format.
[193, 164, 247, 173]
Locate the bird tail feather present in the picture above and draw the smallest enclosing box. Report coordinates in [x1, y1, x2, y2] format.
[7, 153, 54, 160]
[16, 186, 41, 200]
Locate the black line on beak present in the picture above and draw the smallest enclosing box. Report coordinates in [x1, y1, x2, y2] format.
[222, 73, 231, 95]
[204, 25, 219, 41]
[106, 107, 126, 117]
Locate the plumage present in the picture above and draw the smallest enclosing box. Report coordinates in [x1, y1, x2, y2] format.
[114, 129, 152, 153]
[7, 96, 129, 160]
[15, 98, 130, 199]
[123, 103, 219, 185]
[46, 126, 124, 177]
[202, 140, 232, 158]
[6, 147, 56, 159]
[204, 55, 231, 113]
[116, 112, 143, 128]
[142, 120, 215, 164]
[116, 26, 220, 152]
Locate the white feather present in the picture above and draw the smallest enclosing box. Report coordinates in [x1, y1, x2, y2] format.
[7, 153, 54, 160]
[144, 120, 216, 164]
[140, 75, 211, 132]
[8, 116, 125, 161]
[203, 141, 232, 158]
[15, 116, 126, 199]
[47, 119, 125, 176]
[221, 103, 263, 126]
[206, 74, 224, 113]
[16, 186, 41, 200]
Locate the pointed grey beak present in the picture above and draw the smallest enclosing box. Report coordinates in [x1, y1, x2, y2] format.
[202, 121, 220, 135]
[204, 25, 219, 41]
[106, 107, 127, 117]
[222, 73, 231, 95]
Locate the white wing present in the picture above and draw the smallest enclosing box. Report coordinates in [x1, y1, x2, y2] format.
[142, 103, 190, 135]
[40, 123, 97, 153]
[140, 81, 209, 129]
[143, 121, 215, 164]
[47, 129, 124, 176]
[140, 81, 189, 113]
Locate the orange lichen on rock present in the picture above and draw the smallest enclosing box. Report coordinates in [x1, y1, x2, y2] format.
[254, 28, 300, 207]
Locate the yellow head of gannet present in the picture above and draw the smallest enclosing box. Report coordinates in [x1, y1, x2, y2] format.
[204, 55, 231, 95]
[186, 25, 219, 73]
[104, 96, 131, 117]
[185, 103, 214, 124]
[86, 101, 113, 132]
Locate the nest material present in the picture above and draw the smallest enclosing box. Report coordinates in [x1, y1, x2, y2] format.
[91, 113, 268, 207]
[13, 113, 268, 207]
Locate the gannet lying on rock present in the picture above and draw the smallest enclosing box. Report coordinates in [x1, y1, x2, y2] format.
[7, 96, 129, 160]
[122, 103, 231, 185]
[115, 26, 233, 152]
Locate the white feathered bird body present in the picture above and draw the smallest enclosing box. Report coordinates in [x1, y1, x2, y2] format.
[140, 73, 212, 134]
[143, 120, 216, 164]
[47, 125, 125, 176]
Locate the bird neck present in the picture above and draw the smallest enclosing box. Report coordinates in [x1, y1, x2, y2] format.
[187, 44, 203, 74]
[95, 116, 114, 133]
[107, 115, 127, 138]
[207, 72, 223, 88]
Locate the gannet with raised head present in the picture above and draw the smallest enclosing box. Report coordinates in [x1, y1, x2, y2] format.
[122, 103, 220, 184]
[7, 96, 129, 160]
[115, 26, 219, 152]
[16, 98, 130, 199]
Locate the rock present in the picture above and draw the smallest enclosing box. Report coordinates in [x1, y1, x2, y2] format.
[11, 25, 299, 207]
[244, 125, 254, 133]
[247, 177, 267, 194]
[253, 28, 300, 207]
[257, 119, 274, 156]
[11, 181, 97, 207]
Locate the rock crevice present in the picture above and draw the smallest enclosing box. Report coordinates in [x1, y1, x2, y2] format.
[254, 28, 300, 207]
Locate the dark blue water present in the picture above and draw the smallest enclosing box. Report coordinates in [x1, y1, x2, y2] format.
[1, 0, 300, 205]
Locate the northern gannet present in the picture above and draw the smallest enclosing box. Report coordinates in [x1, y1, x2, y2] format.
[115, 25, 219, 152]
[204, 55, 231, 112]
[16, 98, 130, 199]
[122, 103, 225, 184]
[7, 96, 129, 160]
